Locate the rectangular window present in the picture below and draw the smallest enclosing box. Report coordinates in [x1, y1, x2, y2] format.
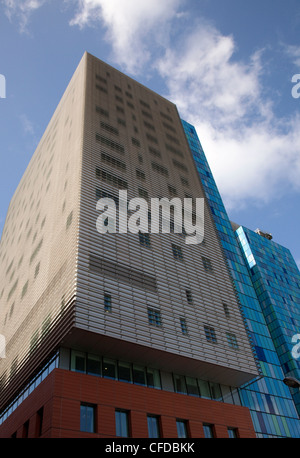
[80, 404, 96, 433]
[118, 361, 132, 383]
[101, 152, 126, 171]
[147, 415, 160, 438]
[223, 302, 230, 317]
[185, 289, 193, 304]
[100, 121, 118, 136]
[172, 244, 183, 260]
[202, 256, 213, 272]
[151, 161, 169, 177]
[203, 424, 215, 438]
[138, 188, 149, 199]
[226, 332, 239, 349]
[102, 358, 117, 379]
[136, 169, 145, 180]
[139, 232, 151, 247]
[204, 325, 217, 343]
[96, 168, 128, 190]
[228, 427, 238, 438]
[168, 185, 177, 196]
[115, 410, 130, 437]
[96, 106, 109, 117]
[36, 407, 44, 437]
[87, 354, 101, 376]
[174, 374, 187, 394]
[147, 307, 162, 327]
[180, 317, 188, 335]
[132, 137, 140, 147]
[146, 368, 161, 389]
[104, 293, 112, 312]
[95, 134, 124, 154]
[176, 420, 189, 438]
[71, 350, 86, 373]
[148, 146, 161, 158]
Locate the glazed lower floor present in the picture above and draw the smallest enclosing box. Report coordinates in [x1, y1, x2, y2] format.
[0, 368, 256, 438]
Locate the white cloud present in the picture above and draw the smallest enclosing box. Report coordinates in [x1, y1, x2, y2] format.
[285, 44, 300, 67]
[4, 0, 300, 210]
[19, 113, 35, 135]
[2, 0, 46, 31]
[68, 0, 183, 73]
[155, 25, 300, 209]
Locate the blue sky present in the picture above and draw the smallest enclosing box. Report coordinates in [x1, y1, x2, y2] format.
[0, 0, 300, 268]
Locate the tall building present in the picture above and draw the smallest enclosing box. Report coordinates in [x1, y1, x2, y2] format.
[183, 120, 300, 437]
[234, 225, 300, 419]
[0, 53, 259, 438]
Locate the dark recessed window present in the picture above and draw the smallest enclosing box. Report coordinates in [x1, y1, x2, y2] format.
[176, 420, 189, 438]
[147, 415, 160, 438]
[139, 232, 151, 247]
[115, 410, 130, 437]
[180, 317, 188, 335]
[204, 325, 217, 343]
[172, 244, 183, 260]
[104, 293, 112, 312]
[148, 307, 161, 327]
[80, 404, 96, 433]
[203, 423, 215, 438]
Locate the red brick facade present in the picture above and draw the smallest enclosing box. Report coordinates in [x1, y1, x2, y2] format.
[0, 368, 256, 438]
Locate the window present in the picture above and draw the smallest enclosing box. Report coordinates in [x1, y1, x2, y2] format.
[227, 427, 238, 438]
[138, 188, 148, 199]
[104, 293, 112, 312]
[223, 302, 230, 317]
[151, 161, 168, 177]
[101, 152, 126, 171]
[176, 420, 189, 438]
[96, 168, 128, 190]
[203, 424, 215, 438]
[115, 410, 130, 437]
[22, 420, 29, 438]
[180, 317, 188, 335]
[202, 256, 213, 272]
[95, 134, 125, 154]
[103, 358, 117, 379]
[118, 361, 132, 382]
[87, 354, 101, 376]
[168, 185, 177, 196]
[180, 176, 189, 186]
[100, 121, 118, 136]
[148, 307, 162, 327]
[204, 325, 217, 343]
[226, 332, 239, 349]
[172, 244, 183, 260]
[139, 232, 151, 247]
[80, 404, 96, 433]
[136, 169, 145, 180]
[185, 289, 193, 304]
[132, 137, 141, 147]
[147, 415, 160, 438]
[36, 407, 44, 437]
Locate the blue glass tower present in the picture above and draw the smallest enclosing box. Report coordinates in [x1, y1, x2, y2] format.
[235, 225, 300, 417]
[182, 119, 300, 437]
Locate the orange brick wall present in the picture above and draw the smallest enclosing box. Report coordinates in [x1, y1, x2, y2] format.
[0, 368, 256, 438]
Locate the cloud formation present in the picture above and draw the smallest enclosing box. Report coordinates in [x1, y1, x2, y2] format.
[3, 0, 300, 210]
[69, 0, 182, 73]
[3, 0, 46, 31]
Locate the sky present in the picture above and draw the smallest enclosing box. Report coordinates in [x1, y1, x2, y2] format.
[0, 0, 300, 268]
